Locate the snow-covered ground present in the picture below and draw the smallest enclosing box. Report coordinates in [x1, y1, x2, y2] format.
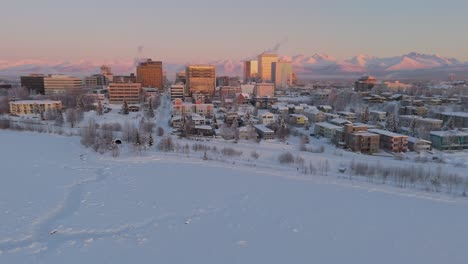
[1, 130, 468, 264]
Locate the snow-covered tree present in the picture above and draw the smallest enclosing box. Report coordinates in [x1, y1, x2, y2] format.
[96, 101, 103, 116]
[121, 100, 129, 115]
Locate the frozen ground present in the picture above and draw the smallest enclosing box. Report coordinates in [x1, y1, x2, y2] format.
[1, 130, 468, 264]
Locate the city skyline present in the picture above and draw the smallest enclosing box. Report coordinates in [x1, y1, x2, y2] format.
[1, 0, 468, 63]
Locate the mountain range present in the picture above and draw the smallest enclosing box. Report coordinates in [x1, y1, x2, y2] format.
[1, 52, 467, 80]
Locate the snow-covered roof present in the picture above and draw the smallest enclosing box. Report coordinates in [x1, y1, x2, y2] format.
[10, 100, 61, 104]
[194, 125, 213, 130]
[330, 118, 351, 125]
[253, 124, 274, 133]
[430, 130, 468, 137]
[441, 112, 468, 118]
[407, 137, 431, 144]
[368, 129, 408, 138]
[315, 122, 341, 130]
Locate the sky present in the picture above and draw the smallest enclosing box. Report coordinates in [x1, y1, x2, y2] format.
[1, 0, 468, 63]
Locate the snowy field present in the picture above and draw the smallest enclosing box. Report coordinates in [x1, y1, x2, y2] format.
[1, 130, 468, 264]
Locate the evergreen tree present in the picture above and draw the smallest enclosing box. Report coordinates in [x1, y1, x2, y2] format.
[385, 113, 396, 132]
[146, 98, 155, 118]
[148, 133, 154, 147]
[408, 117, 417, 136]
[55, 110, 64, 126]
[121, 100, 129, 115]
[135, 131, 141, 146]
[361, 107, 370, 123]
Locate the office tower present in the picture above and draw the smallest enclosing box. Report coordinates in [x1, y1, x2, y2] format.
[113, 73, 137, 83]
[243, 60, 258, 83]
[43, 74, 83, 95]
[108, 83, 142, 104]
[185, 65, 216, 98]
[175, 71, 186, 84]
[20, 74, 45, 95]
[258, 53, 278, 82]
[84, 74, 107, 89]
[272, 61, 293, 90]
[136, 59, 163, 89]
[100, 65, 113, 83]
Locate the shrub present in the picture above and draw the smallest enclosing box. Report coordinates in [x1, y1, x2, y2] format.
[278, 152, 294, 164]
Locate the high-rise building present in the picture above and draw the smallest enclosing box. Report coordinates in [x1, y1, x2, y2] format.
[21, 74, 45, 95]
[175, 71, 186, 84]
[136, 59, 163, 89]
[43, 75, 83, 95]
[272, 61, 292, 90]
[185, 65, 216, 98]
[113, 73, 137, 83]
[243, 60, 258, 83]
[108, 83, 142, 104]
[84, 74, 107, 89]
[100, 65, 113, 83]
[258, 54, 278, 82]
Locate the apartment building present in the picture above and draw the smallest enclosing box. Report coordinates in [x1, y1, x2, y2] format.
[254, 83, 275, 98]
[315, 122, 341, 139]
[399, 115, 443, 131]
[368, 129, 408, 152]
[430, 130, 468, 150]
[170, 84, 185, 100]
[342, 124, 380, 154]
[9, 100, 62, 115]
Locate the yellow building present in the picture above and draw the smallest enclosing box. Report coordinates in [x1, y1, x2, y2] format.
[185, 65, 216, 98]
[258, 53, 278, 82]
[9, 100, 63, 115]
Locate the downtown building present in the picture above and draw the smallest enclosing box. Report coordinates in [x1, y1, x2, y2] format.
[20, 74, 45, 95]
[272, 61, 292, 90]
[243, 60, 258, 83]
[185, 65, 216, 100]
[43, 75, 83, 95]
[258, 53, 278, 82]
[108, 82, 142, 104]
[136, 59, 163, 89]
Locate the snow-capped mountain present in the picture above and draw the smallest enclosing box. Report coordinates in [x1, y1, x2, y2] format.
[0, 52, 466, 80]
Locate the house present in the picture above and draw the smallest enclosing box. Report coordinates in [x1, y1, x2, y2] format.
[368, 129, 408, 153]
[329, 118, 352, 127]
[254, 124, 275, 140]
[314, 122, 341, 139]
[303, 107, 326, 123]
[171, 115, 184, 128]
[430, 130, 468, 150]
[239, 125, 258, 140]
[289, 114, 309, 126]
[260, 112, 276, 125]
[407, 137, 432, 152]
[370, 110, 387, 123]
[336, 111, 357, 122]
[193, 125, 215, 136]
[189, 113, 206, 126]
[236, 93, 251, 105]
[317, 105, 332, 113]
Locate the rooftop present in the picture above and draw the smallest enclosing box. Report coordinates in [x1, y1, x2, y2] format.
[368, 129, 408, 138]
